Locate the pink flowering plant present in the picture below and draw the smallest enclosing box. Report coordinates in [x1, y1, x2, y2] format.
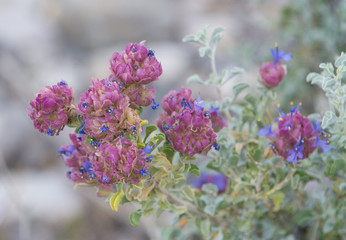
[28, 26, 345, 239]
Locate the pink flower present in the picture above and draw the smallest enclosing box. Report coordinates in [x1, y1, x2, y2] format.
[77, 78, 141, 141]
[259, 61, 286, 89]
[27, 81, 74, 136]
[58, 134, 98, 183]
[110, 41, 162, 85]
[91, 138, 148, 184]
[258, 103, 334, 165]
[157, 88, 218, 157]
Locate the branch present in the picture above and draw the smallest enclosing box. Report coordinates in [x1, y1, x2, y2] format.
[267, 169, 296, 196]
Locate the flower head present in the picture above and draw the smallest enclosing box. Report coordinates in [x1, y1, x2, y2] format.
[208, 105, 227, 133]
[110, 41, 162, 85]
[259, 62, 286, 89]
[259, 103, 334, 165]
[157, 88, 218, 157]
[259, 44, 291, 89]
[91, 138, 149, 184]
[58, 134, 98, 183]
[27, 81, 74, 136]
[270, 45, 292, 65]
[77, 78, 141, 141]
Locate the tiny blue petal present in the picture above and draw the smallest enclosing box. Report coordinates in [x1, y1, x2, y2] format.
[257, 125, 274, 137]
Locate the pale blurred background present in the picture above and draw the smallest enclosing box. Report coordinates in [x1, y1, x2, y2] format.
[0, 0, 345, 239]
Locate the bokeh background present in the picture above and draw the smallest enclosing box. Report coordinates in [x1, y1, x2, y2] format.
[0, 0, 345, 239]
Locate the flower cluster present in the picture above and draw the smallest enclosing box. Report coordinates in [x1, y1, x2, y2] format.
[58, 134, 97, 184]
[77, 77, 141, 141]
[92, 137, 148, 185]
[27, 81, 74, 136]
[59, 135, 147, 185]
[110, 41, 162, 108]
[29, 42, 160, 187]
[258, 103, 334, 165]
[259, 45, 292, 89]
[157, 88, 218, 157]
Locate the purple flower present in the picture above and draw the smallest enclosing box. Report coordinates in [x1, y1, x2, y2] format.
[194, 93, 205, 112]
[259, 62, 286, 89]
[111, 78, 155, 109]
[27, 81, 74, 136]
[270, 45, 292, 65]
[110, 41, 162, 85]
[313, 135, 336, 153]
[257, 124, 274, 137]
[151, 98, 160, 110]
[192, 172, 228, 193]
[77, 78, 141, 141]
[259, 45, 291, 89]
[157, 88, 218, 157]
[258, 103, 332, 165]
[90, 138, 149, 184]
[286, 139, 304, 165]
[208, 105, 227, 133]
[58, 134, 98, 184]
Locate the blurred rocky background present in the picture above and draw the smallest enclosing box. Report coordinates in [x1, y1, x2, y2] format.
[0, 0, 345, 239]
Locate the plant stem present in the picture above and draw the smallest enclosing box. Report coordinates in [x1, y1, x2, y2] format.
[158, 188, 219, 224]
[267, 168, 296, 196]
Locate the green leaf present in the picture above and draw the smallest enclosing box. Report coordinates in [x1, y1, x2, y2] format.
[322, 77, 337, 91]
[244, 93, 257, 109]
[182, 185, 196, 202]
[268, 191, 285, 207]
[306, 72, 324, 87]
[201, 183, 218, 195]
[200, 195, 223, 216]
[295, 210, 314, 225]
[144, 125, 158, 143]
[188, 163, 200, 177]
[210, 27, 224, 47]
[319, 62, 335, 77]
[182, 34, 198, 43]
[321, 111, 337, 128]
[290, 174, 300, 190]
[276, 168, 286, 182]
[196, 218, 211, 237]
[109, 188, 125, 212]
[186, 74, 205, 85]
[323, 219, 335, 233]
[159, 141, 175, 161]
[129, 209, 143, 227]
[232, 82, 249, 102]
[220, 97, 233, 111]
[199, 47, 211, 57]
[220, 67, 245, 86]
[236, 218, 252, 232]
[334, 52, 346, 67]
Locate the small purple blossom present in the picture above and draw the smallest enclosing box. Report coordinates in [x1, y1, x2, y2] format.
[27, 81, 74, 136]
[194, 93, 205, 112]
[192, 172, 228, 193]
[270, 45, 292, 65]
[258, 103, 332, 165]
[313, 135, 336, 153]
[157, 88, 218, 157]
[58, 134, 98, 184]
[257, 124, 274, 137]
[286, 138, 304, 165]
[151, 98, 160, 110]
